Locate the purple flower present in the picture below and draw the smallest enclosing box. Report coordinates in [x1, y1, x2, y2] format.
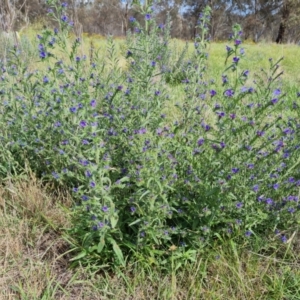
[90, 99, 96, 107]
[257, 130, 265, 137]
[151, 61, 156, 67]
[82, 195, 89, 201]
[232, 168, 239, 174]
[145, 14, 151, 21]
[197, 138, 204, 146]
[39, 51, 47, 59]
[72, 187, 78, 193]
[253, 185, 259, 192]
[245, 230, 252, 237]
[69, 106, 77, 113]
[204, 124, 211, 131]
[79, 120, 87, 128]
[102, 206, 109, 213]
[98, 222, 104, 228]
[242, 70, 249, 77]
[236, 202, 243, 209]
[224, 89, 234, 97]
[129, 16, 136, 23]
[130, 206, 136, 213]
[273, 183, 279, 190]
[226, 45, 232, 52]
[233, 56, 240, 64]
[281, 235, 287, 243]
[85, 170, 92, 177]
[90, 181, 96, 188]
[217, 111, 225, 118]
[257, 195, 264, 202]
[52, 172, 59, 179]
[210, 89, 217, 97]
[235, 39, 242, 46]
[222, 75, 228, 84]
[273, 89, 281, 96]
[240, 48, 245, 55]
[61, 15, 68, 23]
[43, 76, 49, 84]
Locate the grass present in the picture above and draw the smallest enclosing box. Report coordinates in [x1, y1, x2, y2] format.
[1, 176, 300, 299]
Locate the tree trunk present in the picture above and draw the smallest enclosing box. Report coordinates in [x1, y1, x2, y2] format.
[276, 2, 290, 44]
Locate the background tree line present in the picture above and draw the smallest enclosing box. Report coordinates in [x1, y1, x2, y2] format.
[1, 0, 300, 43]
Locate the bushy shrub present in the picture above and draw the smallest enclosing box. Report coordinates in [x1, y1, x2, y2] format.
[0, 0, 299, 268]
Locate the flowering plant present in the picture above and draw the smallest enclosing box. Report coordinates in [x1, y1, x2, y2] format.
[0, 0, 299, 268]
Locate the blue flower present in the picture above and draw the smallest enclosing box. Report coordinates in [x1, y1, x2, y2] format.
[210, 89, 217, 97]
[236, 202, 243, 209]
[224, 89, 234, 97]
[245, 230, 252, 237]
[226, 45, 232, 52]
[102, 206, 108, 213]
[273, 89, 281, 96]
[90, 181, 96, 188]
[79, 120, 87, 128]
[232, 168, 239, 174]
[39, 51, 47, 59]
[233, 56, 240, 63]
[61, 15, 68, 22]
[85, 170, 92, 177]
[90, 99, 96, 107]
[52, 172, 59, 179]
[235, 39, 242, 46]
[82, 195, 89, 201]
[197, 138, 204, 146]
[129, 16, 136, 23]
[145, 14, 151, 21]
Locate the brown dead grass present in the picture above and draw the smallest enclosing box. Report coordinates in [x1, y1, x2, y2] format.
[0, 176, 299, 300]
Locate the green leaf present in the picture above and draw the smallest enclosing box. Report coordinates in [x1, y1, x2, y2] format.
[69, 250, 87, 261]
[97, 237, 106, 254]
[110, 214, 118, 229]
[110, 239, 125, 267]
[129, 218, 142, 227]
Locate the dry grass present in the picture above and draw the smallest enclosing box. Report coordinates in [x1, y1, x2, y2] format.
[0, 175, 299, 299]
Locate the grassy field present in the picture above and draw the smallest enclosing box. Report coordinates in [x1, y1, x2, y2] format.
[1, 23, 300, 299]
[1, 177, 300, 299]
